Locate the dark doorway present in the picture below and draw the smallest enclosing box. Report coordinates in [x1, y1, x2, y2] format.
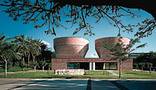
[80, 62, 89, 70]
[95, 63, 103, 70]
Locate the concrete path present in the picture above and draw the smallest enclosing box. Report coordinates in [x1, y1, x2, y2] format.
[91, 79, 120, 90]
[116, 79, 156, 90]
[0, 78, 31, 85]
[0, 79, 88, 90]
[106, 70, 119, 76]
[91, 79, 156, 90]
[0, 79, 156, 90]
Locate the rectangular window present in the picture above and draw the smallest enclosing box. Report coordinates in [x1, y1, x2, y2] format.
[67, 62, 80, 69]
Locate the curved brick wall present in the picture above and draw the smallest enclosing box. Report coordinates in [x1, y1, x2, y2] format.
[54, 37, 89, 58]
[95, 37, 130, 58]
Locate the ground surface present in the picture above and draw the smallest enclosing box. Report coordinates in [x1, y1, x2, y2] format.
[1, 70, 156, 79]
[0, 78, 156, 90]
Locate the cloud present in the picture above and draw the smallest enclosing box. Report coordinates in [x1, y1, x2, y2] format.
[90, 54, 98, 58]
[41, 40, 51, 48]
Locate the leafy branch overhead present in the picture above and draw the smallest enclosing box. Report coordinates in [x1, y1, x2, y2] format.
[0, 0, 155, 36]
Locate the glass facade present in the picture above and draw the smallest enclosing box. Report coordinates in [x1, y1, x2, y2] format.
[67, 62, 117, 70]
[67, 62, 80, 69]
[67, 62, 89, 70]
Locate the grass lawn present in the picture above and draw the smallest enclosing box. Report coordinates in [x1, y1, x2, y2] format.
[113, 70, 156, 79]
[0, 70, 117, 79]
[0, 70, 156, 79]
[0, 67, 4, 73]
[0, 67, 33, 73]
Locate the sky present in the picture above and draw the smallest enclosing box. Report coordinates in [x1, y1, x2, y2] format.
[0, 5, 156, 58]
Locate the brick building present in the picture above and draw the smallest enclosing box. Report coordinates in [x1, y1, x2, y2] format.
[52, 37, 133, 71]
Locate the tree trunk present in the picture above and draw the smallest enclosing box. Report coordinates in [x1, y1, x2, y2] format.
[119, 63, 121, 78]
[142, 67, 143, 71]
[47, 67, 50, 74]
[4, 59, 7, 78]
[28, 54, 30, 67]
[22, 57, 25, 73]
[42, 66, 45, 71]
[150, 68, 151, 73]
[119, 61, 121, 78]
[34, 66, 36, 72]
[32, 55, 35, 64]
[22, 68, 25, 73]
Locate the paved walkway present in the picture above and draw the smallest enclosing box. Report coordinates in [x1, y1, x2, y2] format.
[0, 79, 156, 90]
[0, 78, 31, 85]
[91, 79, 156, 90]
[106, 70, 119, 76]
[0, 79, 88, 90]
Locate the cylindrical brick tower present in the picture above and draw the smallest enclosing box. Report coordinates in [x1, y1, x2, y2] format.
[95, 37, 130, 58]
[54, 37, 89, 58]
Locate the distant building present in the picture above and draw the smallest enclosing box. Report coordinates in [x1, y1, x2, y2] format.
[129, 53, 142, 58]
[129, 52, 152, 58]
[52, 37, 133, 71]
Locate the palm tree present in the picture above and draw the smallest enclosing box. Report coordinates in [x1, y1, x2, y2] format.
[31, 60, 39, 71]
[27, 38, 41, 64]
[13, 35, 29, 71]
[39, 59, 48, 71]
[0, 34, 21, 77]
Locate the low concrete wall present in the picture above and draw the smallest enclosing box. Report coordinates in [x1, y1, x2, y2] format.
[55, 69, 84, 75]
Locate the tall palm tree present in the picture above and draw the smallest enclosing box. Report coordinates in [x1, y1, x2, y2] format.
[13, 35, 29, 71]
[0, 34, 21, 77]
[0, 33, 10, 45]
[27, 38, 41, 65]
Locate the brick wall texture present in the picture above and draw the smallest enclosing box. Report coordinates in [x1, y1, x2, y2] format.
[54, 37, 89, 58]
[52, 58, 133, 71]
[95, 37, 130, 58]
[52, 37, 133, 71]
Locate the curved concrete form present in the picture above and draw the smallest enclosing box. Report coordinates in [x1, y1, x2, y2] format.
[95, 37, 130, 58]
[54, 37, 89, 58]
